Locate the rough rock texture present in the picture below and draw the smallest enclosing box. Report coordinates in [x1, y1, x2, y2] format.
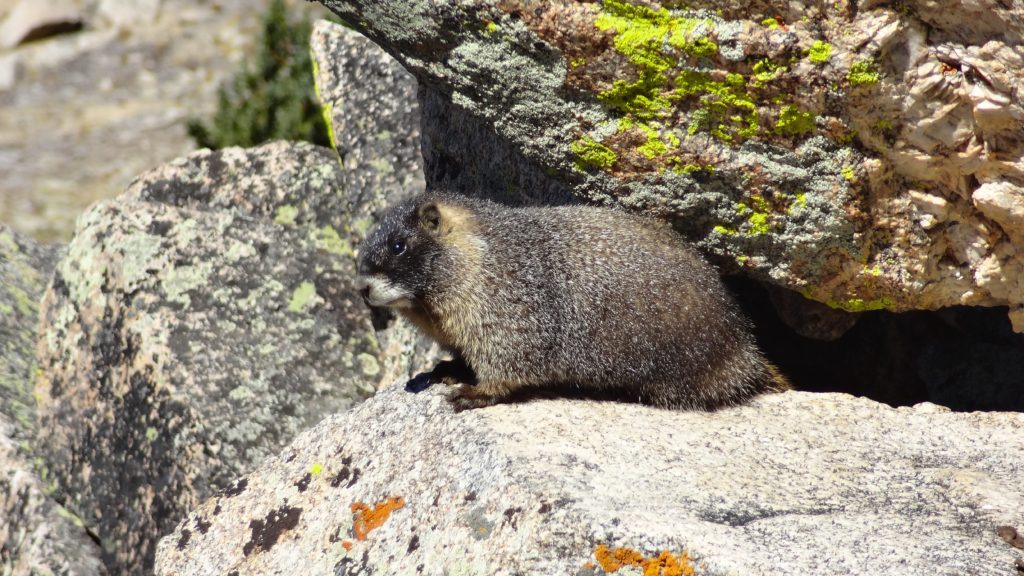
[418, 78, 577, 206]
[317, 0, 1024, 330]
[0, 0, 330, 242]
[156, 383, 1024, 575]
[1, 415, 105, 576]
[0, 225, 61, 440]
[33, 141, 387, 574]
[311, 20, 443, 384]
[311, 20, 423, 214]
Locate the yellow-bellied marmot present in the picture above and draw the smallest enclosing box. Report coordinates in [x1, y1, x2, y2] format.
[356, 193, 788, 411]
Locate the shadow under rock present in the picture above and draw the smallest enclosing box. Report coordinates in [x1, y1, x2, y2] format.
[726, 277, 1024, 412]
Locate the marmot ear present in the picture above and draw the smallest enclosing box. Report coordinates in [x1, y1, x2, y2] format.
[417, 202, 442, 233]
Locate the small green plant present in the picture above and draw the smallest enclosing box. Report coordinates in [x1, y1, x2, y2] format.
[187, 0, 331, 149]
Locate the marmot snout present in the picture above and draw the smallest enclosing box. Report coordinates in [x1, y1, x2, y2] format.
[356, 193, 788, 411]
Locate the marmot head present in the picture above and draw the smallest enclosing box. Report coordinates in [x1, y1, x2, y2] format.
[356, 196, 456, 309]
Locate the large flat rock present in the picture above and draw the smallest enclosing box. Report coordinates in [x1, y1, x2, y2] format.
[156, 383, 1024, 575]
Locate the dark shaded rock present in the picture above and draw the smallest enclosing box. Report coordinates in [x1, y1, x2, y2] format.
[0, 225, 61, 440]
[33, 142, 385, 574]
[1, 415, 105, 576]
[419, 86, 576, 206]
[918, 307, 1024, 412]
[765, 284, 858, 341]
[732, 277, 1024, 410]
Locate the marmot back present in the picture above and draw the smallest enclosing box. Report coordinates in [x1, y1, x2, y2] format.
[356, 193, 788, 410]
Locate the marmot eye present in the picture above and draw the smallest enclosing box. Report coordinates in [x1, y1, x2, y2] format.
[391, 239, 407, 255]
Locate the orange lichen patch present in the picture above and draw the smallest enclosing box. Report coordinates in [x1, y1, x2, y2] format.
[594, 544, 695, 576]
[341, 540, 353, 550]
[643, 551, 695, 576]
[350, 496, 405, 541]
[595, 544, 645, 571]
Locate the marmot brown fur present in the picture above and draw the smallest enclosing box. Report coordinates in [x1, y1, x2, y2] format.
[356, 193, 788, 411]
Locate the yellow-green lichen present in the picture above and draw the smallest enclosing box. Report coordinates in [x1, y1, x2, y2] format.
[310, 53, 338, 152]
[789, 192, 807, 212]
[571, 134, 618, 170]
[275, 205, 299, 226]
[599, 72, 672, 120]
[681, 37, 718, 58]
[225, 240, 257, 263]
[596, 0, 717, 63]
[357, 352, 380, 376]
[848, 59, 879, 86]
[826, 297, 894, 312]
[712, 225, 737, 236]
[595, 1, 679, 72]
[841, 166, 856, 181]
[808, 40, 832, 64]
[590, 1, 828, 152]
[864, 265, 883, 277]
[145, 427, 159, 442]
[752, 59, 786, 84]
[352, 218, 375, 238]
[760, 17, 779, 29]
[747, 212, 771, 235]
[163, 262, 213, 308]
[775, 105, 816, 135]
[631, 122, 676, 159]
[674, 70, 758, 142]
[669, 161, 713, 175]
[638, 137, 668, 159]
[8, 285, 35, 317]
[288, 280, 317, 313]
[54, 505, 86, 529]
[730, 196, 774, 235]
[316, 225, 353, 257]
[310, 463, 324, 476]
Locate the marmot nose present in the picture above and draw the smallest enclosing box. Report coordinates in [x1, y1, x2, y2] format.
[354, 276, 371, 303]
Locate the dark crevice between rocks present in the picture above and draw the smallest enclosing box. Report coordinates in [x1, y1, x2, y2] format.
[727, 276, 1024, 412]
[18, 21, 84, 46]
